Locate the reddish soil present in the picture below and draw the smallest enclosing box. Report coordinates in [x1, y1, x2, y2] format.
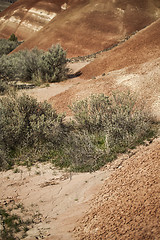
[46, 18, 160, 120]
[0, 2, 160, 240]
[7, 0, 160, 57]
[81, 18, 160, 78]
[0, 0, 67, 40]
[75, 137, 160, 240]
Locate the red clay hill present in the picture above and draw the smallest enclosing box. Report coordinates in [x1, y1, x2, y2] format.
[48, 17, 160, 120]
[82, 18, 160, 78]
[0, 0, 160, 57]
[0, 0, 67, 40]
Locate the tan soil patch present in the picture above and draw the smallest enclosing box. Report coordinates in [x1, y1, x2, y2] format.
[1, 139, 159, 240]
[0, 163, 113, 239]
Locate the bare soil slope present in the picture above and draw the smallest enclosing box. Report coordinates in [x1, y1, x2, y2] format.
[75, 137, 160, 240]
[0, 0, 67, 40]
[0, 2, 160, 240]
[47, 19, 160, 120]
[10, 0, 160, 57]
[81, 18, 160, 78]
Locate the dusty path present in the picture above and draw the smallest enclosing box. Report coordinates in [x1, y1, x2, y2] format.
[19, 61, 89, 103]
[0, 163, 112, 240]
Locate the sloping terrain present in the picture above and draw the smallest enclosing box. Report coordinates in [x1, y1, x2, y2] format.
[7, 0, 160, 57]
[0, 160, 113, 240]
[0, 138, 159, 240]
[47, 18, 160, 120]
[0, 0, 67, 40]
[75, 137, 160, 240]
[0, 1, 160, 240]
[81, 18, 160, 78]
[0, 1, 11, 12]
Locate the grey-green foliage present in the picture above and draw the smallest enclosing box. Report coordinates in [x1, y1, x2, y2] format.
[40, 44, 68, 82]
[62, 130, 105, 172]
[0, 94, 65, 169]
[0, 54, 18, 81]
[0, 92, 155, 172]
[70, 94, 111, 132]
[0, 44, 68, 83]
[0, 79, 9, 94]
[0, 38, 19, 57]
[70, 92, 153, 152]
[15, 48, 44, 82]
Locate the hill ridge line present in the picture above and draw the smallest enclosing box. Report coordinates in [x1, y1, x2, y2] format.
[67, 25, 148, 63]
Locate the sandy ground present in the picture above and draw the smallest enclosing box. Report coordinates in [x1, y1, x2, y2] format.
[19, 61, 89, 102]
[0, 161, 113, 239]
[0, 138, 159, 240]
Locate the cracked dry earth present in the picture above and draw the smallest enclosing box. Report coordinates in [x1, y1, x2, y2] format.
[75, 137, 160, 240]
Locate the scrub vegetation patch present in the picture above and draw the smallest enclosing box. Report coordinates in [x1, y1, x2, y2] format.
[0, 92, 157, 172]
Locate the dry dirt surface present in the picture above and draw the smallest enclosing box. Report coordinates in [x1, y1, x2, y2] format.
[47, 56, 160, 120]
[18, 19, 160, 120]
[74, 137, 160, 240]
[47, 18, 160, 120]
[0, 2, 160, 240]
[0, 0, 67, 40]
[81, 18, 160, 78]
[0, 138, 159, 240]
[8, 0, 160, 57]
[0, 159, 113, 240]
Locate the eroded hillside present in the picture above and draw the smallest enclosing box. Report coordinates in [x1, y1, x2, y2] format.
[1, 0, 160, 57]
[0, 1, 160, 240]
[0, 0, 67, 40]
[75, 137, 160, 240]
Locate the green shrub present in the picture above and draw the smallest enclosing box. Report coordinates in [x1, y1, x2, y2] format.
[70, 92, 154, 154]
[60, 130, 106, 172]
[0, 79, 9, 94]
[0, 147, 9, 170]
[0, 38, 19, 57]
[0, 94, 65, 169]
[40, 44, 68, 82]
[14, 48, 44, 82]
[0, 54, 19, 81]
[8, 33, 18, 42]
[70, 94, 111, 132]
[0, 44, 68, 83]
[0, 92, 156, 172]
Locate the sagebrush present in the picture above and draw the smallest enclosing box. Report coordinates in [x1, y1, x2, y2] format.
[0, 94, 65, 169]
[0, 92, 156, 171]
[0, 36, 19, 57]
[0, 44, 68, 83]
